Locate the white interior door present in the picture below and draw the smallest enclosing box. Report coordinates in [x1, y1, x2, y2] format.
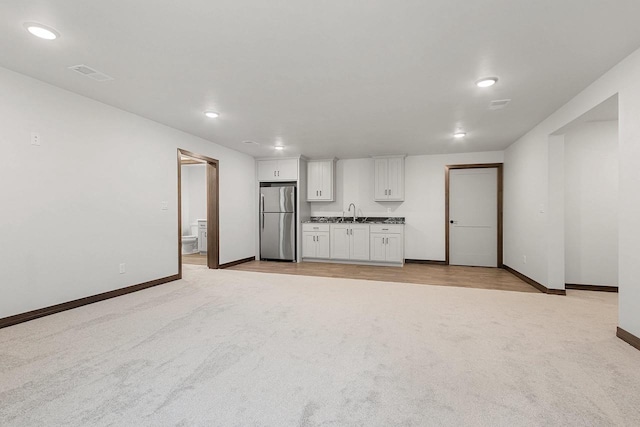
[449, 168, 498, 267]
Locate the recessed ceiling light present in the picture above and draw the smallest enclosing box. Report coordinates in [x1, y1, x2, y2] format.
[24, 22, 59, 40]
[453, 132, 467, 138]
[274, 146, 284, 150]
[475, 77, 498, 88]
[204, 111, 219, 119]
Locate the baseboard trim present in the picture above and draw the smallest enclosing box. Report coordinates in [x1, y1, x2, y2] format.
[617, 327, 640, 352]
[219, 256, 256, 269]
[502, 265, 566, 295]
[566, 283, 618, 293]
[0, 274, 180, 329]
[404, 259, 447, 265]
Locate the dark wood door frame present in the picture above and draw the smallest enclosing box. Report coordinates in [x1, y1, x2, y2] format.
[445, 163, 503, 267]
[178, 149, 220, 276]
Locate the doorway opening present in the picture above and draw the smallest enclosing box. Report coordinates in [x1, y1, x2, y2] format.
[178, 149, 219, 276]
[445, 163, 503, 267]
[549, 94, 619, 292]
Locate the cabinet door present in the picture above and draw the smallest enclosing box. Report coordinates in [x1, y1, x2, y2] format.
[330, 225, 350, 259]
[385, 234, 403, 262]
[374, 159, 388, 200]
[198, 229, 207, 253]
[302, 232, 317, 258]
[369, 234, 386, 261]
[319, 160, 333, 201]
[350, 225, 370, 260]
[277, 159, 298, 180]
[307, 162, 321, 200]
[316, 232, 330, 258]
[257, 160, 278, 181]
[387, 157, 404, 201]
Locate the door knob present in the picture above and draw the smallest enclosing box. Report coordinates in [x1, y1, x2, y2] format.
[450, 220, 458, 224]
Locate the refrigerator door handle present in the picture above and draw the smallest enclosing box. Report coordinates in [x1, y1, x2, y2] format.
[261, 194, 265, 212]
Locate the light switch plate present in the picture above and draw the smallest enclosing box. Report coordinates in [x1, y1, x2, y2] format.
[31, 132, 41, 146]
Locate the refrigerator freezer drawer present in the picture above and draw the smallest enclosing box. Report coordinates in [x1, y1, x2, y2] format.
[260, 212, 295, 260]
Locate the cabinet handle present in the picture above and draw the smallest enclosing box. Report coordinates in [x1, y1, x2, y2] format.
[382, 228, 389, 231]
[316, 190, 319, 196]
[277, 170, 280, 176]
[319, 190, 322, 196]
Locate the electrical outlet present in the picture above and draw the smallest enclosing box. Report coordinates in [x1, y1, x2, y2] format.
[31, 132, 41, 146]
[523, 255, 527, 264]
[119, 263, 126, 274]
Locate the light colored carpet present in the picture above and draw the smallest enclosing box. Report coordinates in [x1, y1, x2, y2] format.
[1, 265, 639, 426]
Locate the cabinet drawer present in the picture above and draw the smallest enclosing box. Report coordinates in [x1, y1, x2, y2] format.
[369, 224, 404, 234]
[302, 223, 330, 232]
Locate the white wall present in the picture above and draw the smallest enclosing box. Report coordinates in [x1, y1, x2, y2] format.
[564, 121, 618, 286]
[181, 164, 207, 235]
[180, 165, 191, 233]
[0, 66, 256, 319]
[504, 47, 640, 338]
[310, 151, 503, 261]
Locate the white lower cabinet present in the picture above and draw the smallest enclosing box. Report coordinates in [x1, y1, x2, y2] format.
[369, 224, 404, 263]
[198, 219, 207, 253]
[304, 222, 403, 265]
[330, 224, 370, 261]
[302, 224, 330, 258]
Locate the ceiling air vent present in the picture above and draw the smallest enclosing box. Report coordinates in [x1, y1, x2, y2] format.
[68, 64, 114, 82]
[489, 99, 511, 110]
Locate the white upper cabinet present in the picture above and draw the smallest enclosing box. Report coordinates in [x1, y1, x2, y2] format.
[373, 155, 405, 201]
[257, 158, 299, 181]
[307, 159, 335, 201]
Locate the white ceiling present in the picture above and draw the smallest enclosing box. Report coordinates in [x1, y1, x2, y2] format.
[2, 1, 640, 159]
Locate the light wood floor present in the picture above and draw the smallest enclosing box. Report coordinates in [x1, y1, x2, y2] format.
[182, 253, 207, 266]
[228, 260, 540, 293]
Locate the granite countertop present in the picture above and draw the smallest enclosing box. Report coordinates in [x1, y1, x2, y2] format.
[304, 216, 405, 224]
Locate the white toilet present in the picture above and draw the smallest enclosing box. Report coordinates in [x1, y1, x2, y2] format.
[181, 223, 199, 255]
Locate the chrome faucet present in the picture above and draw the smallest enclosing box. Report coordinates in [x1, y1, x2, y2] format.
[347, 203, 356, 222]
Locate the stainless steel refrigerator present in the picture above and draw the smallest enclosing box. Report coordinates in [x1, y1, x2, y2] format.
[260, 183, 296, 261]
